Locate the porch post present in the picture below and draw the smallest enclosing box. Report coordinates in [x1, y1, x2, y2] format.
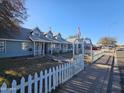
[61, 44, 63, 53]
[60, 43, 61, 52]
[41, 42, 43, 55]
[51, 42, 53, 55]
[66, 44, 68, 52]
[33, 41, 35, 56]
[43, 42, 45, 55]
[65, 44, 67, 52]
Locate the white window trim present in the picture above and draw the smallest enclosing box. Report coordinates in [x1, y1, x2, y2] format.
[22, 42, 29, 51]
[5, 40, 6, 54]
[0, 40, 6, 54]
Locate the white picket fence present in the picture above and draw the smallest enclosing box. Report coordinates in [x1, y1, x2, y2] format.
[0, 51, 104, 93]
[0, 55, 84, 93]
[92, 49, 104, 62]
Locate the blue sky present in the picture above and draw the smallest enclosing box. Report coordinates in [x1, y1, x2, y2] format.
[23, 0, 124, 44]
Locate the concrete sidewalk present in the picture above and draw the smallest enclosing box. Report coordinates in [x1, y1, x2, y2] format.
[52, 55, 121, 93]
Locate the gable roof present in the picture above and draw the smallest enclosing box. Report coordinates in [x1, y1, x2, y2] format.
[44, 30, 70, 43]
[0, 27, 32, 40]
[0, 27, 71, 44]
[53, 32, 60, 37]
[29, 27, 51, 42]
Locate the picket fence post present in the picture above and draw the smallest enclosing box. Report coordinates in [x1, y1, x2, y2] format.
[28, 75, 32, 93]
[68, 63, 71, 79]
[53, 67, 56, 90]
[61, 64, 64, 83]
[68, 63, 70, 79]
[56, 66, 59, 87]
[1, 83, 7, 93]
[11, 80, 17, 93]
[65, 63, 67, 80]
[39, 71, 43, 93]
[20, 77, 25, 93]
[34, 73, 38, 93]
[58, 65, 62, 84]
[45, 70, 48, 93]
[48, 68, 52, 92]
[63, 64, 66, 82]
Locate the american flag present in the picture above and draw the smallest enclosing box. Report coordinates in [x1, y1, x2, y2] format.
[77, 27, 81, 39]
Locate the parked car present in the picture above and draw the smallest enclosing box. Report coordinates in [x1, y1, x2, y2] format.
[92, 46, 101, 50]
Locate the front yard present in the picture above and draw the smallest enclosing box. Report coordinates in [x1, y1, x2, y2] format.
[0, 55, 68, 86]
[0, 52, 87, 86]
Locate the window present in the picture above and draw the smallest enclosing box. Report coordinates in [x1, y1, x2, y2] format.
[0, 40, 5, 53]
[32, 31, 40, 37]
[22, 42, 29, 50]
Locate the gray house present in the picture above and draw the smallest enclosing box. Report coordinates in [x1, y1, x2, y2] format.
[44, 30, 71, 54]
[0, 27, 72, 58]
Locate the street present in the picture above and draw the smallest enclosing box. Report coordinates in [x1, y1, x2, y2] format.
[116, 50, 124, 93]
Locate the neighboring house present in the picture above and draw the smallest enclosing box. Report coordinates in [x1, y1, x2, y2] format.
[0, 27, 72, 58]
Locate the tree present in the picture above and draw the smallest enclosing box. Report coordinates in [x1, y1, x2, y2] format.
[0, 0, 27, 31]
[98, 37, 117, 46]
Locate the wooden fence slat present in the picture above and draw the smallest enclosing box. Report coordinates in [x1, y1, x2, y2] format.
[20, 77, 25, 93]
[39, 71, 43, 93]
[28, 75, 32, 93]
[11, 80, 17, 93]
[34, 73, 38, 93]
[48, 68, 52, 92]
[56, 66, 59, 86]
[67, 63, 69, 80]
[52, 67, 56, 90]
[58, 65, 62, 84]
[68, 63, 71, 78]
[64, 64, 67, 82]
[45, 70, 48, 93]
[1, 82, 7, 93]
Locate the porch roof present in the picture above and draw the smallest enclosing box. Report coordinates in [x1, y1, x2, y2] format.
[46, 37, 71, 44]
[29, 35, 51, 42]
[47, 37, 60, 43]
[57, 38, 71, 44]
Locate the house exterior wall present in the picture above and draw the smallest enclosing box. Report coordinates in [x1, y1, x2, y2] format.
[0, 40, 34, 58]
[52, 43, 61, 53]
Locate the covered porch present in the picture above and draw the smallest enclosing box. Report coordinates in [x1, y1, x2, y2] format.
[33, 41, 51, 56]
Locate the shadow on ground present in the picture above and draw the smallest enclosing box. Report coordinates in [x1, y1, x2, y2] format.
[52, 55, 117, 93]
